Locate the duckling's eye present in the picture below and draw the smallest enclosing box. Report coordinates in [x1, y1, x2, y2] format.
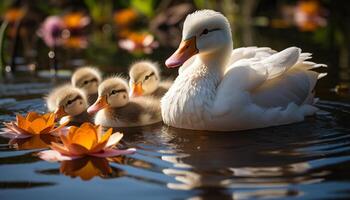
[67, 100, 73, 105]
[200, 29, 209, 36]
[83, 80, 89, 85]
[144, 72, 155, 81]
[111, 90, 118, 95]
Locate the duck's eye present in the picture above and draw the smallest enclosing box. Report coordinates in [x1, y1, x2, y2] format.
[67, 100, 73, 105]
[200, 29, 209, 36]
[83, 80, 89, 85]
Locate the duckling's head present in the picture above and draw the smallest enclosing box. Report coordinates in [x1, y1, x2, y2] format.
[46, 85, 88, 119]
[129, 61, 160, 97]
[165, 9, 232, 68]
[71, 67, 102, 95]
[87, 77, 129, 114]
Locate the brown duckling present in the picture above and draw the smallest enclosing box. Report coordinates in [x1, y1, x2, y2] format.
[129, 61, 172, 98]
[87, 77, 162, 128]
[71, 66, 102, 105]
[46, 84, 91, 125]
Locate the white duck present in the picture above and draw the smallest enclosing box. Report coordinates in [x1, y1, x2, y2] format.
[161, 10, 326, 131]
[129, 60, 172, 98]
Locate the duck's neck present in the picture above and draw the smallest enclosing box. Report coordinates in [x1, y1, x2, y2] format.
[198, 45, 232, 81]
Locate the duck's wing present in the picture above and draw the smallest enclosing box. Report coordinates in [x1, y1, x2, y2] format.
[212, 47, 326, 117]
[228, 46, 276, 65]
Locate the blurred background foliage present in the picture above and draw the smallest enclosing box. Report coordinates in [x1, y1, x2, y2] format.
[0, 0, 349, 96]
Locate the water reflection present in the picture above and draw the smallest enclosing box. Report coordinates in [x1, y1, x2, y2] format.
[60, 157, 114, 181]
[157, 103, 350, 198]
[37, 156, 126, 181]
[9, 134, 58, 150]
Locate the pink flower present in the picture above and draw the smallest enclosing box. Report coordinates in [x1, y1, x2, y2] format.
[37, 16, 65, 47]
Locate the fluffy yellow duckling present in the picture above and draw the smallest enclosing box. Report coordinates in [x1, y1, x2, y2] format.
[46, 84, 91, 125]
[129, 60, 172, 98]
[87, 77, 162, 128]
[71, 66, 102, 105]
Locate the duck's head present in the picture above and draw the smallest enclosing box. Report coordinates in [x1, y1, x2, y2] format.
[165, 10, 232, 68]
[87, 77, 129, 114]
[46, 85, 88, 119]
[71, 67, 102, 95]
[129, 61, 160, 97]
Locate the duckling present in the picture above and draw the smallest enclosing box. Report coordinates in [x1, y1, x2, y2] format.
[129, 60, 172, 98]
[87, 77, 162, 128]
[46, 84, 91, 125]
[71, 66, 102, 105]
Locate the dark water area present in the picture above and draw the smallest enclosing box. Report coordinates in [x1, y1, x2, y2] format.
[1, 17, 350, 200]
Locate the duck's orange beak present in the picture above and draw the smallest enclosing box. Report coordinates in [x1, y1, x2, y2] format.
[87, 96, 108, 114]
[54, 106, 67, 119]
[165, 36, 198, 68]
[131, 82, 143, 97]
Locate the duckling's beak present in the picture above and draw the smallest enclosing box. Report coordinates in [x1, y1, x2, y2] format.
[165, 36, 198, 68]
[87, 96, 108, 114]
[131, 82, 143, 97]
[54, 106, 67, 119]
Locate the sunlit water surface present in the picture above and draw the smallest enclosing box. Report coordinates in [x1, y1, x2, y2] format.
[0, 75, 349, 200]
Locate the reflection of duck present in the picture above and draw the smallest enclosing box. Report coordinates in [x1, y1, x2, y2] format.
[71, 67, 102, 105]
[60, 157, 115, 181]
[88, 77, 162, 127]
[129, 61, 172, 98]
[46, 84, 91, 125]
[160, 124, 318, 193]
[162, 10, 326, 131]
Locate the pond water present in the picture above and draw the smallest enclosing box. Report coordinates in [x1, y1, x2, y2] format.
[1, 26, 350, 199]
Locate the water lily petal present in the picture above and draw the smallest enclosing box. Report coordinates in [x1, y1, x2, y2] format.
[105, 132, 123, 148]
[26, 112, 40, 122]
[29, 118, 47, 134]
[38, 150, 78, 162]
[67, 143, 89, 156]
[90, 140, 108, 154]
[67, 126, 79, 140]
[5, 122, 31, 136]
[100, 128, 113, 143]
[16, 114, 27, 129]
[40, 126, 56, 134]
[0, 128, 31, 139]
[48, 120, 69, 134]
[50, 142, 72, 156]
[60, 134, 71, 147]
[90, 148, 136, 158]
[46, 113, 56, 126]
[71, 126, 97, 150]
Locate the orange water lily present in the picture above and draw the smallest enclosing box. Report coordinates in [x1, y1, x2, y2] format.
[62, 12, 90, 29]
[113, 9, 138, 28]
[4, 8, 25, 23]
[39, 123, 135, 161]
[118, 31, 159, 54]
[1, 112, 68, 139]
